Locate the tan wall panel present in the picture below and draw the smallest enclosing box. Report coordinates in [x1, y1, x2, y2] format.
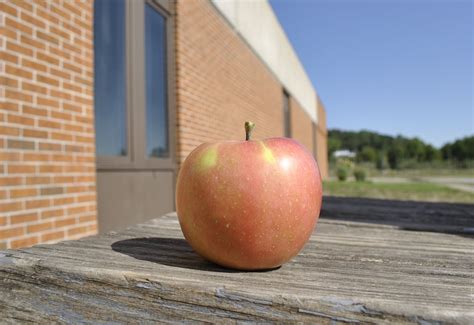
[97, 171, 174, 234]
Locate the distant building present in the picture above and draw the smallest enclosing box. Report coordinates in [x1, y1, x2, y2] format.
[1, 0, 328, 249]
[334, 150, 356, 159]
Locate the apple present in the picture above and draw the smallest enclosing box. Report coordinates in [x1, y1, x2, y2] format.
[176, 121, 322, 270]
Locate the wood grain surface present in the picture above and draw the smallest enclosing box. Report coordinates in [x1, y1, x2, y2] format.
[1, 197, 473, 324]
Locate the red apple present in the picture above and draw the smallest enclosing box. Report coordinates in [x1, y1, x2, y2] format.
[176, 121, 322, 270]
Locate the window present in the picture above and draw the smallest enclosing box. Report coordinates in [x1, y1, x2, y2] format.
[94, 0, 127, 156]
[283, 90, 291, 137]
[93, 0, 174, 168]
[145, 4, 169, 158]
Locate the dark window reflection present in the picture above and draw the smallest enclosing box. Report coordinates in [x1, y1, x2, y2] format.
[94, 0, 127, 156]
[145, 4, 169, 158]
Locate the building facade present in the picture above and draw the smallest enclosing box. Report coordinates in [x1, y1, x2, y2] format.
[0, 0, 328, 249]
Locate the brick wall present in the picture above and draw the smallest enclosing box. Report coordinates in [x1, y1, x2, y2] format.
[175, 0, 286, 164]
[289, 97, 313, 153]
[315, 96, 329, 179]
[0, 1, 97, 249]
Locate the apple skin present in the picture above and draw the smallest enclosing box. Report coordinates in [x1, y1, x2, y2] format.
[176, 137, 322, 270]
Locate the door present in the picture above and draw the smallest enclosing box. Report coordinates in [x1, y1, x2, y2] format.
[93, 0, 176, 233]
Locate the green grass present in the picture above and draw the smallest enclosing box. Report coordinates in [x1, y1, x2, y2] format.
[323, 180, 474, 204]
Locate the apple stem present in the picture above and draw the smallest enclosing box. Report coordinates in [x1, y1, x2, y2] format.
[245, 121, 255, 141]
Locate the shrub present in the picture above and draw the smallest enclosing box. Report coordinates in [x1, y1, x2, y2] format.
[353, 168, 366, 182]
[336, 166, 349, 181]
[335, 158, 353, 181]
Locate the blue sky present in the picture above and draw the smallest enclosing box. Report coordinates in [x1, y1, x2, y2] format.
[270, 0, 473, 147]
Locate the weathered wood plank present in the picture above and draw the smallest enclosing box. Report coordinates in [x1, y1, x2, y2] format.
[0, 197, 473, 323]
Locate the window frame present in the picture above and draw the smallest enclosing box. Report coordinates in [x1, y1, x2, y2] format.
[283, 89, 291, 138]
[96, 0, 176, 171]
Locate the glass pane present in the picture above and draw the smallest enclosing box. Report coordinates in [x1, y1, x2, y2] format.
[145, 4, 169, 158]
[94, 0, 127, 156]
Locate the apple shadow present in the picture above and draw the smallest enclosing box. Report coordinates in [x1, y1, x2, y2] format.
[111, 237, 280, 273]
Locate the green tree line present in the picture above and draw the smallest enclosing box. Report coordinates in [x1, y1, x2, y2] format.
[328, 129, 474, 169]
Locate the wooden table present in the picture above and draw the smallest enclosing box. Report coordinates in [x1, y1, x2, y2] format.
[1, 197, 473, 324]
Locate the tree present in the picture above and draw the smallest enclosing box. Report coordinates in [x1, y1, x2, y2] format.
[376, 152, 388, 170]
[424, 145, 440, 162]
[441, 136, 474, 162]
[387, 144, 404, 169]
[357, 146, 377, 163]
[328, 137, 342, 158]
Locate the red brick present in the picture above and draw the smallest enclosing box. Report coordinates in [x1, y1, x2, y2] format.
[37, 96, 60, 108]
[23, 128, 48, 139]
[23, 153, 50, 161]
[6, 65, 33, 79]
[41, 230, 65, 242]
[38, 119, 61, 129]
[27, 222, 54, 234]
[51, 132, 73, 142]
[26, 176, 51, 185]
[1, 102, 20, 112]
[39, 165, 63, 173]
[11, 212, 38, 224]
[0, 2, 18, 16]
[22, 81, 48, 94]
[11, 236, 39, 249]
[39, 142, 63, 151]
[36, 30, 59, 45]
[8, 165, 36, 174]
[53, 197, 75, 206]
[0, 126, 20, 136]
[0, 177, 23, 186]
[7, 114, 35, 126]
[36, 74, 60, 87]
[0, 1, 107, 246]
[5, 17, 33, 35]
[0, 152, 21, 161]
[0, 202, 22, 213]
[55, 217, 76, 228]
[6, 41, 33, 56]
[20, 34, 46, 50]
[0, 51, 19, 64]
[21, 11, 47, 30]
[15, 1, 33, 12]
[54, 176, 75, 184]
[7, 139, 35, 150]
[23, 105, 48, 117]
[10, 188, 38, 198]
[41, 209, 64, 219]
[0, 227, 25, 240]
[79, 215, 96, 223]
[0, 76, 19, 88]
[26, 199, 50, 209]
[67, 226, 88, 236]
